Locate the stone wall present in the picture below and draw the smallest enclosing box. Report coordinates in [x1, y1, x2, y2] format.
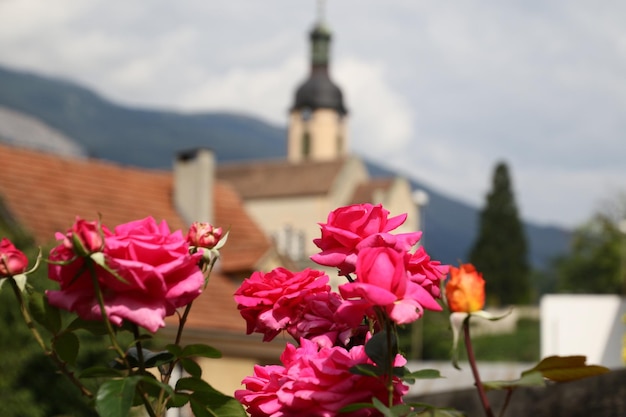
[410, 368, 626, 417]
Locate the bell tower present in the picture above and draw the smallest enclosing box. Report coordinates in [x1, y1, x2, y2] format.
[287, 8, 348, 163]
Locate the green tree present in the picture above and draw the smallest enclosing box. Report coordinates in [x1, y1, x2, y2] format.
[555, 196, 626, 294]
[469, 161, 530, 305]
[0, 200, 100, 417]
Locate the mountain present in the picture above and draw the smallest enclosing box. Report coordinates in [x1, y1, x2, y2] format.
[0, 66, 285, 167]
[0, 64, 570, 270]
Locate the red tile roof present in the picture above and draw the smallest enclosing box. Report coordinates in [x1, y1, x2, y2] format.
[350, 178, 394, 204]
[0, 142, 270, 332]
[217, 158, 346, 198]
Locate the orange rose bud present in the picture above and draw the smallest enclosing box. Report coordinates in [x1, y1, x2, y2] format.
[445, 263, 485, 313]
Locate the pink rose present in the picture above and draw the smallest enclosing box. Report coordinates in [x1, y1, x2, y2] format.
[186, 222, 223, 249]
[338, 246, 416, 325]
[59, 217, 106, 256]
[235, 338, 408, 417]
[311, 203, 420, 276]
[234, 267, 330, 341]
[405, 246, 449, 301]
[286, 291, 358, 348]
[0, 238, 28, 277]
[47, 217, 204, 332]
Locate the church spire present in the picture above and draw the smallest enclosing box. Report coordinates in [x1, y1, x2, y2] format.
[287, 4, 349, 163]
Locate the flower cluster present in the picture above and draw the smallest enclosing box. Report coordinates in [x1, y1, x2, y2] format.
[234, 203, 449, 416]
[1, 217, 251, 417]
[236, 338, 408, 417]
[47, 217, 206, 332]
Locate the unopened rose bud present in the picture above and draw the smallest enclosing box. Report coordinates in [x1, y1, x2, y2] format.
[67, 218, 105, 257]
[0, 238, 28, 278]
[445, 263, 485, 313]
[187, 222, 223, 249]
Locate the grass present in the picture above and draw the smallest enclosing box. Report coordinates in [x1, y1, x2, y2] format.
[400, 312, 540, 363]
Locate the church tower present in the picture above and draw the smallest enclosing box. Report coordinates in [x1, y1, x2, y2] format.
[287, 16, 348, 163]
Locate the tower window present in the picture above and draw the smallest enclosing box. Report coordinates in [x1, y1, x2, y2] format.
[302, 131, 311, 159]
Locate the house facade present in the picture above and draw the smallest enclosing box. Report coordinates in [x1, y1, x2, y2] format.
[217, 17, 422, 272]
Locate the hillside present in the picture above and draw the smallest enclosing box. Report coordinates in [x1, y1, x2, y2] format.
[0, 64, 570, 270]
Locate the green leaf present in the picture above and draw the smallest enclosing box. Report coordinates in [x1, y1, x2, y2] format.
[414, 408, 466, 417]
[340, 402, 377, 413]
[365, 330, 395, 374]
[401, 368, 444, 384]
[189, 392, 247, 417]
[29, 292, 62, 334]
[122, 347, 174, 369]
[137, 375, 175, 399]
[165, 343, 183, 358]
[407, 402, 466, 417]
[181, 358, 202, 378]
[449, 312, 469, 370]
[181, 344, 222, 359]
[350, 364, 383, 377]
[176, 378, 246, 417]
[176, 377, 218, 394]
[472, 309, 513, 321]
[12, 274, 28, 291]
[168, 393, 190, 408]
[95, 376, 142, 417]
[78, 366, 124, 379]
[66, 316, 109, 335]
[53, 331, 80, 365]
[482, 371, 545, 391]
[389, 404, 413, 416]
[521, 355, 610, 382]
[189, 397, 213, 417]
[371, 397, 395, 417]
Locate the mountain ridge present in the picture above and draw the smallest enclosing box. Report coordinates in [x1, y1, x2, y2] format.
[0, 64, 570, 269]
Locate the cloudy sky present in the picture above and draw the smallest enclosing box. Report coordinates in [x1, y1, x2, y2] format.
[1, 0, 624, 229]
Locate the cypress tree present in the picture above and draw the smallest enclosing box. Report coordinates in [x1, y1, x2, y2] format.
[469, 161, 530, 305]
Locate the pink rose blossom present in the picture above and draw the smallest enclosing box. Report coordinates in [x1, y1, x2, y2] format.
[311, 203, 420, 276]
[286, 292, 358, 348]
[59, 217, 106, 255]
[186, 222, 223, 249]
[0, 238, 28, 277]
[236, 338, 408, 417]
[339, 246, 422, 325]
[234, 267, 330, 341]
[405, 246, 449, 301]
[47, 217, 204, 332]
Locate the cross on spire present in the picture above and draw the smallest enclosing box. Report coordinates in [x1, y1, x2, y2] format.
[316, 0, 326, 23]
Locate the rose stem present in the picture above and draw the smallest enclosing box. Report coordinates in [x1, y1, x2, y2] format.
[463, 320, 494, 417]
[9, 278, 93, 398]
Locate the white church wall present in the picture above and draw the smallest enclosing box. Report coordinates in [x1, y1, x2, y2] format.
[540, 294, 626, 368]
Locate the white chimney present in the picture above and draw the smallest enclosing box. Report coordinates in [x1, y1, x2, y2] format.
[173, 148, 214, 225]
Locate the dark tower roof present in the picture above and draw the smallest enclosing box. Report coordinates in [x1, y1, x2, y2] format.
[292, 22, 347, 115]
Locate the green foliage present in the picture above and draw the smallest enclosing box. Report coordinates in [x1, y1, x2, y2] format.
[0, 218, 100, 416]
[463, 319, 540, 362]
[482, 355, 610, 391]
[469, 162, 531, 306]
[400, 313, 540, 362]
[555, 212, 624, 293]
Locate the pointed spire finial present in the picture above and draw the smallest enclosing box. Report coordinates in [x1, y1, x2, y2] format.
[317, 0, 326, 24]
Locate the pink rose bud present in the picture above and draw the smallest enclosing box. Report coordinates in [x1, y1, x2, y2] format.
[0, 238, 28, 277]
[65, 218, 105, 256]
[187, 222, 223, 249]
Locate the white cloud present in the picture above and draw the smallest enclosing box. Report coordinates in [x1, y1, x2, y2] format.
[1, 0, 626, 228]
[335, 57, 414, 159]
[178, 55, 304, 123]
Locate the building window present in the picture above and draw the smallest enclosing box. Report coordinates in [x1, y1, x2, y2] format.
[302, 131, 311, 159]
